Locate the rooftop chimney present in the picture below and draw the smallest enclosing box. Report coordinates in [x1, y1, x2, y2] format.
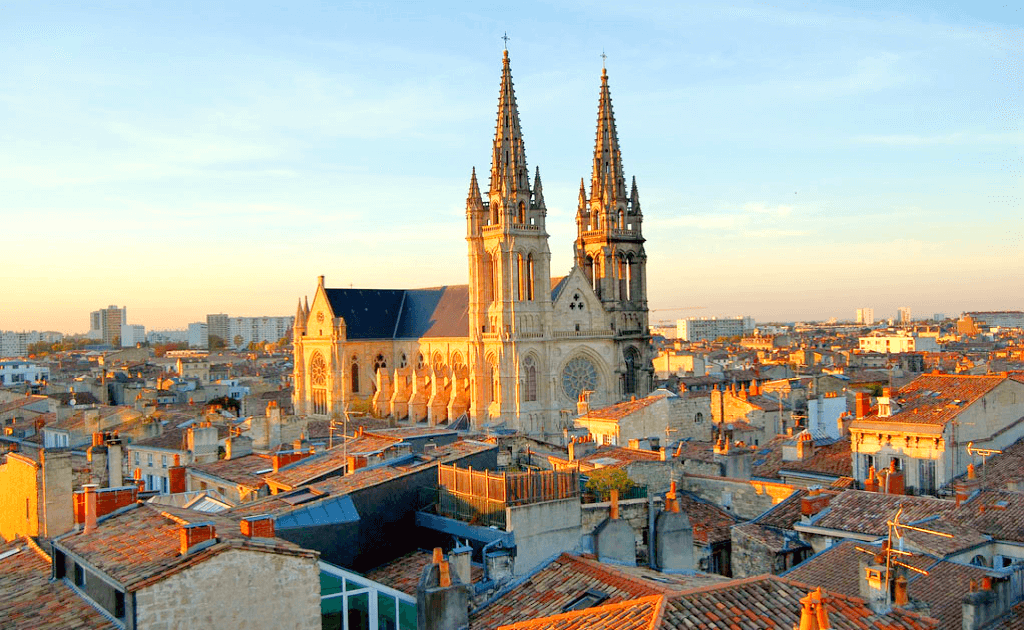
[240, 514, 275, 539]
[609, 489, 619, 520]
[855, 392, 871, 419]
[83, 484, 98, 535]
[795, 587, 831, 630]
[416, 547, 471, 630]
[179, 522, 216, 555]
[168, 454, 186, 494]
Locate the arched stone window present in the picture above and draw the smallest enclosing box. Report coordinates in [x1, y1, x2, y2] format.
[416, 353, 426, 370]
[309, 352, 328, 415]
[399, 353, 408, 369]
[483, 251, 494, 303]
[623, 347, 640, 396]
[523, 356, 537, 402]
[516, 253, 525, 301]
[694, 412, 704, 424]
[584, 255, 595, 291]
[518, 201, 525, 224]
[432, 352, 445, 375]
[350, 357, 360, 394]
[373, 353, 387, 375]
[618, 255, 629, 301]
[526, 254, 534, 301]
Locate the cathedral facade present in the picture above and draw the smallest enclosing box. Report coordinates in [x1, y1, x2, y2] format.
[292, 51, 653, 436]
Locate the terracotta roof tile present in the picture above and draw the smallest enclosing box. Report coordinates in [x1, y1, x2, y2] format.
[581, 394, 671, 422]
[498, 594, 665, 630]
[549, 445, 661, 471]
[56, 503, 315, 591]
[0, 538, 117, 629]
[674, 492, 738, 545]
[804, 491, 955, 537]
[188, 453, 272, 490]
[365, 549, 483, 596]
[752, 435, 853, 480]
[471, 553, 723, 630]
[854, 374, 1008, 426]
[263, 433, 405, 490]
[785, 539, 990, 630]
[660, 574, 939, 629]
[950, 488, 1024, 543]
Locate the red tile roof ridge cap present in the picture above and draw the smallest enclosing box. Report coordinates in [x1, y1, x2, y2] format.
[555, 553, 681, 594]
[496, 594, 665, 630]
[158, 509, 191, 527]
[23, 535, 51, 564]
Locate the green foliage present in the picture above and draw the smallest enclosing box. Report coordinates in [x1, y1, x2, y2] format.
[208, 335, 227, 350]
[208, 396, 241, 413]
[153, 342, 188, 357]
[27, 338, 101, 357]
[585, 468, 634, 501]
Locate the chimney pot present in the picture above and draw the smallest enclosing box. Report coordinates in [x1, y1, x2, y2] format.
[82, 484, 100, 534]
[609, 489, 619, 520]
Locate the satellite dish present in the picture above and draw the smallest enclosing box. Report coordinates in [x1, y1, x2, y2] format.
[69, 398, 76, 407]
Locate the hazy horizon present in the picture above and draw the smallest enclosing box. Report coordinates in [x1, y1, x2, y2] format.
[3, 1, 1021, 333]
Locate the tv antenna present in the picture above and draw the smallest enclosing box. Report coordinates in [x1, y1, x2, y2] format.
[854, 505, 952, 608]
[966, 442, 1002, 483]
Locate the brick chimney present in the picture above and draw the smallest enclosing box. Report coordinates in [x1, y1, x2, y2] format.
[168, 454, 186, 494]
[240, 514, 275, 539]
[855, 392, 871, 419]
[884, 460, 905, 495]
[271, 447, 313, 472]
[800, 488, 832, 520]
[864, 466, 879, 492]
[567, 435, 596, 462]
[179, 522, 216, 555]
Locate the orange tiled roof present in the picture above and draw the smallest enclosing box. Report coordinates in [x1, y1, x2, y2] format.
[785, 539, 989, 630]
[549, 445, 661, 471]
[581, 393, 670, 422]
[365, 549, 483, 596]
[497, 594, 665, 630]
[752, 435, 853, 480]
[0, 538, 117, 629]
[661, 574, 938, 629]
[56, 503, 315, 591]
[951, 488, 1024, 543]
[263, 433, 404, 490]
[674, 491, 737, 545]
[856, 374, 1009, 426]
[188, 453, 272, 490]
[804, 490, 955, 537]
[470, 553, 721, 630]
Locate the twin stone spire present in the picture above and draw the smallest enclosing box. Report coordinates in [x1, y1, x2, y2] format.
[466, 51, 641, 231]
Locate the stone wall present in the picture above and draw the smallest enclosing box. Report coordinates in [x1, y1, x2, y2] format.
[135, 547, 321, 630]
[506, 497, 582, 576]
[581, 497, 659, 564]
[625, 460, 722, 495]
[730, 526, 775, 578]
[678, 475, 795, 521]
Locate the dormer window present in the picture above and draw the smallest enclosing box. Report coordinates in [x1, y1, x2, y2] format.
[562, 589, 608, 612]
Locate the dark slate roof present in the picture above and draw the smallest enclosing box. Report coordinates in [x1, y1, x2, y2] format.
[324, 285, 470, 339]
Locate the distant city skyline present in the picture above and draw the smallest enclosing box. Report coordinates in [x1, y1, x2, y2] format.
[2, 1, 1021, 331]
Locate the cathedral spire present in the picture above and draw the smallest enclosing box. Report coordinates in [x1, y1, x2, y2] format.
[532, 166, 545, 209]
[630, 175, 641, 215]
[295, 298, 306, 330]
[590, 67, 626, 209]
[489, 49, 531, 216]
[467, 167, 483, 211]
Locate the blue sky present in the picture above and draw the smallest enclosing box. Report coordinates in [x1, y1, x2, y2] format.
[1, 1, 1021, 332]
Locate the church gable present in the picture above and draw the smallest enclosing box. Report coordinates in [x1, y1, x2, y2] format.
[551, 266, 607, 334]
[307, 284, 339, 338]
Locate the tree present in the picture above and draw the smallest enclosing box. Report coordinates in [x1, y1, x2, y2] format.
[207, 396, 240, 414]
[208, 335, 227, 350]
[585, 468, 635, 501]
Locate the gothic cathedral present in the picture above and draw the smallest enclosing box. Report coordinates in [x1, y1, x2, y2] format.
[292, 50, 654, 436]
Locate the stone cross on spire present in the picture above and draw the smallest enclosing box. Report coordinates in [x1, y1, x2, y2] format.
[591, 65, 627, 210]
[488, 49, 531, 219]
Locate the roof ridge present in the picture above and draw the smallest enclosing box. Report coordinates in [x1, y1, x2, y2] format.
[23, 536, 51, 564]
[497, 594, 664, 630]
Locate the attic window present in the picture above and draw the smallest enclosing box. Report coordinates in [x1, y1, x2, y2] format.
[562, 589, 609, 612]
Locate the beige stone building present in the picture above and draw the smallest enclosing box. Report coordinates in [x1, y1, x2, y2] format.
[293, 52, 654, 435]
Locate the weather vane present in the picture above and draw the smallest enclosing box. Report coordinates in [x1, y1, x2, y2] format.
[502, 32, 510, 50]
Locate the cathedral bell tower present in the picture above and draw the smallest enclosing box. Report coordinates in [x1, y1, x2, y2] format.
[467, 49, 553, 424]
[574, 66, 652, 398]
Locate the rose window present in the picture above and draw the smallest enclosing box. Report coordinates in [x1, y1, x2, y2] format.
[561, 356, 598, 401]
[310, 354, 327, 386]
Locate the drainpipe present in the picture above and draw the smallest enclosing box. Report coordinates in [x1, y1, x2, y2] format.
[647, 492, 657, 569]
